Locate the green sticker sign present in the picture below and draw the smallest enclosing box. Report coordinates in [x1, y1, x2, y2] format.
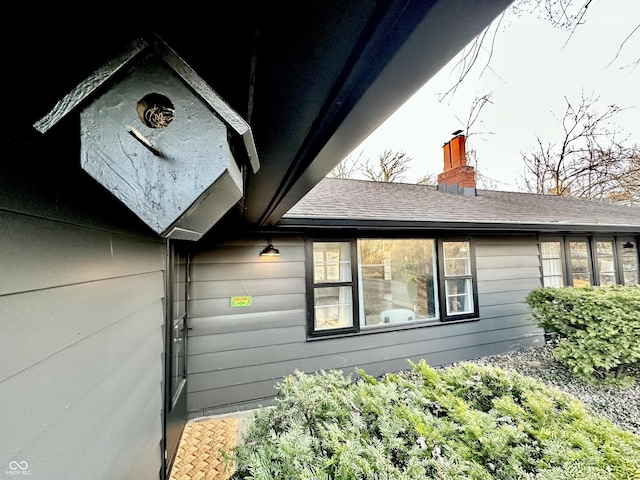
[230, 296, 252, 307]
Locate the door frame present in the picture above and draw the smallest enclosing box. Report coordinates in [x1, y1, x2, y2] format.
[163, 240, 190, 478]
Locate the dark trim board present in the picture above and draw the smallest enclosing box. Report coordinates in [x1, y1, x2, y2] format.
[277, 217, 640, 234]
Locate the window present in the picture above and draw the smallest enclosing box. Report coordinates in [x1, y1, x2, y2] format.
[442, 241, 475, 316]
[595, 240, 616, 286]
[308, 238, 477, 337]
[311, 242, 355, 332]
[357, 239, 438, 327]
[568, 240, 592, 287]
[540, 236, 640, 288]
[540, 241, 564, 287]
[619, 238, 640, 285]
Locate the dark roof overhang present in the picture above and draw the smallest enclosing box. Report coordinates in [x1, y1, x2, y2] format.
[276, 217, 640, 235]
[2, 0, 513, 230]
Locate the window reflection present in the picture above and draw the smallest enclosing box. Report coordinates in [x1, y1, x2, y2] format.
[619, 239, 639, 285]
[596, 241, 616, 286]
[569, 241, 592, 287]
[357, 239, 438, 327]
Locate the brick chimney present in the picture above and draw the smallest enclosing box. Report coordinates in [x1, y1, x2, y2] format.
[437, 134, 476, 196]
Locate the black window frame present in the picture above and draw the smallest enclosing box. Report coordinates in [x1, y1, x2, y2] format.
[306, 235, 479, 339]
[539, 237, 567, 287]
[616, 236, 640, 286]
[539, 235, 640, 288]
[593, 237, 618, 286]
[438, 239, 480, 322]
[565, 237, 593, 287]
[306, 238, 359, 338]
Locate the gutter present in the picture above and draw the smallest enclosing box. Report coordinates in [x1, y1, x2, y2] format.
[276, 217, 640, 235]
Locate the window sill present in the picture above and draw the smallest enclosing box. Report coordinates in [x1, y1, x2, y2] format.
[307, 316, 480, 341]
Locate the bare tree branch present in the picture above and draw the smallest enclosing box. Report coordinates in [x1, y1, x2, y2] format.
[360, 150, 413, 183]
[327, 150, 363, 179]
[443, 0, 639, 96]
[438, 17, 501, 102]
[416, 172, 437, 186]
[606, 22, 640, 68]
[559, 0, 592, 51]
[455, 93, 500, 190]
[521, 92, 640, 202]
[458, 93, 494, 139]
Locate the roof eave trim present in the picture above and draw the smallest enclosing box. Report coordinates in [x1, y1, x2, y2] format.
[276, 217, 640, 233]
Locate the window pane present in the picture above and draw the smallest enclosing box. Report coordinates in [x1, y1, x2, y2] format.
[572, 273, 591, 287]
[541, 241, 562, 258]
[540, 241, 564, 287]
[624, 271, 639, 285]
[357, 239, 438, 327]
[543, 276, 564, 288]
[569, 241, 591, 287]
[313, 242, 351, 283]
[596, 241, 613, 256]
[314, 286, 352, 330]
[443, 242, 471, 276]
[600, 273, 616, 286]
[619, 239, 639, 286]
[596, 240, 616, 285]
[445, 278, 473, 315]
[542, 258, 563, 276]
[445, 259, 470, 276]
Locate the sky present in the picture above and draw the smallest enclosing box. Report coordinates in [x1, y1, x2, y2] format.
[346, 0, 640, 192]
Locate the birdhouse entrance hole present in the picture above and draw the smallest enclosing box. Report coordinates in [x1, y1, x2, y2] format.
[137, 93, 175, 128]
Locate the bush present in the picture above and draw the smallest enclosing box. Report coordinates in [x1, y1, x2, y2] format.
[525, 285, 640, 386]
[229, 363, 640, 479]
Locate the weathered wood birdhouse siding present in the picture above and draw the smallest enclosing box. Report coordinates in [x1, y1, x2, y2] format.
[80, 52, 242, 240]
[34, 34, 259, 241]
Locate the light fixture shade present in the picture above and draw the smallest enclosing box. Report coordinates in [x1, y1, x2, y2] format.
[260, 244, 280, 256]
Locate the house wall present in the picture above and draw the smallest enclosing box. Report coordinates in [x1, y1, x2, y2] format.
[474, 235, 544, 343]
[186, 233, 544, 417]
[0, 132, 166, 480]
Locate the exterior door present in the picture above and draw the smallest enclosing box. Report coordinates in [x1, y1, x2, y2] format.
[164, 241, 189, 478]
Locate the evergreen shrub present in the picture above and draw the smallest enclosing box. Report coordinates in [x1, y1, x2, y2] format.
[229, 362, 640, 479]
[525, 285, 640, 385]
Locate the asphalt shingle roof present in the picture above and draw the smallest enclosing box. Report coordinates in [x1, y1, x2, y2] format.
[281, 178, 640, 232]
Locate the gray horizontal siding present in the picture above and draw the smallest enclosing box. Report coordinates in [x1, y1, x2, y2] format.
[189, 314, 537, 376]
[189, 325, 307, 355]
[187, 235, 307, 415]
[192, 333, 532, 417]
[189, 323, 538, 391]
[189, 310, 303, 335]
[1, 271, 163, 383]
[0, 204, 164, 479]
[186, 234, 545, 417]
[475, 235, 543, 345]
[0, 210, 163, 296]
[190, 293, 306, 318]
[478, 277, 542, 294]
[188, 325, 540, 413]
[190, 261, 306, 282]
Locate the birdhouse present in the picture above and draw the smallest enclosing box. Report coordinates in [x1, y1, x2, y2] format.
[34, 34, 260, 241]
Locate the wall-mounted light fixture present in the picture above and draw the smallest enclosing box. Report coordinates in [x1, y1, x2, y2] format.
[622, 241, 635, 249]
[260, 238, 280, 256]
